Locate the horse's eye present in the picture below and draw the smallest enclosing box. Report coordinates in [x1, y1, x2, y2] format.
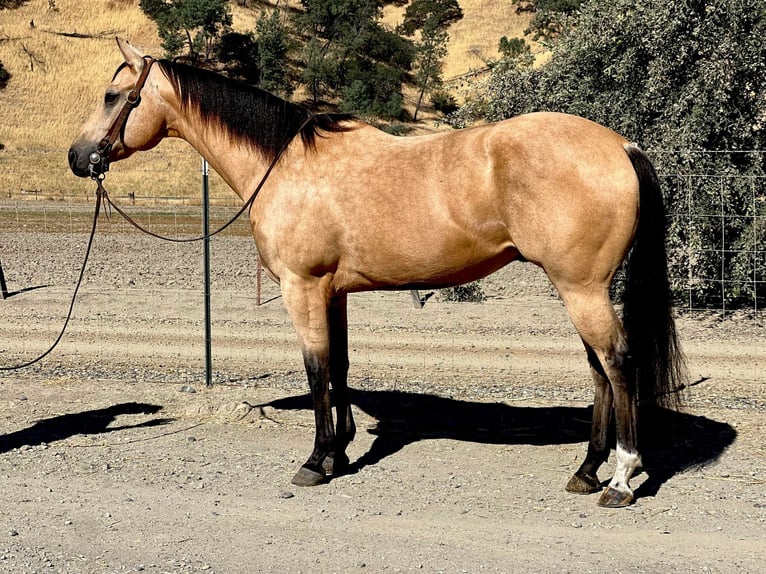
[104, 91, 119, 106]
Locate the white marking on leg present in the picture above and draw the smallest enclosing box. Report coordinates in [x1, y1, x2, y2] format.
[608, 444, 642, 496]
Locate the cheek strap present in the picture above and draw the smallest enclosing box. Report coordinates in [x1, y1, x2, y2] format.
[90, 56, 155, 179]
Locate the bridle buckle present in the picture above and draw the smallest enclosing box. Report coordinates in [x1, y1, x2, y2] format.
[126, 89, 141, 106]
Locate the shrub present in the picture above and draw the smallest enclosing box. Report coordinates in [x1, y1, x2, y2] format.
[439, 282, 486, 303]
[430, 89, 458, 115]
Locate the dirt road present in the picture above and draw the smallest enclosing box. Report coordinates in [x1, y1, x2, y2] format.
[1, 205, 765, 573]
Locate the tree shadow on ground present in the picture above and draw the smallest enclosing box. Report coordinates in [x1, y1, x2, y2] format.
[265, 389, 736, 501]
[0, 402, 172, 453]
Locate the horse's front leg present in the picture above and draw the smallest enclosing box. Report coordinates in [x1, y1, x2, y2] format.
[328, 293, 355, 472]
[281, 277, 344, 487]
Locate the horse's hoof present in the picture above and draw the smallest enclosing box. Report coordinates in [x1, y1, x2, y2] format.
[597, 486, 634, 508]
[291, 466, 326, 487]
[322, 453, 350, 477]
[565, 471, 601, 495]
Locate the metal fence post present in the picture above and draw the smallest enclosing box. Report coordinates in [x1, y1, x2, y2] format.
[202, 158, 212, 387]
[0, 259, 8, 300]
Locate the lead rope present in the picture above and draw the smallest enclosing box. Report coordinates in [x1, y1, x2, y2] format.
[1, 114, 315, 370]
[99, 113, 314, 243]
[99, 172, 253, 243]
[1, 186, 104, 371]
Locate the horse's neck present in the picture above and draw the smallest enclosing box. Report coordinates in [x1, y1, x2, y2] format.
[172, 114, 276, 202]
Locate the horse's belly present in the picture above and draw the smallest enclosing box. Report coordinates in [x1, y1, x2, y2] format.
[336, 240, 521, 292]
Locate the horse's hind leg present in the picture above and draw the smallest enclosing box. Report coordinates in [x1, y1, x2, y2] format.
[565, 345, 613, 494]
[560, 288, 640, 508]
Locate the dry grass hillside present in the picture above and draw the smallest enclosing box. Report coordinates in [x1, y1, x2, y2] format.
[0, 0, 162, 151]
[383, 0, 532, 81]
[0, 0, 531, 199]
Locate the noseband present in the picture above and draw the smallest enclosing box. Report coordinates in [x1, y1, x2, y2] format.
[89, 56, 155, 179]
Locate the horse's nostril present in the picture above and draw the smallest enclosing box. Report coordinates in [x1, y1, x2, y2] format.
[67, 149, 77, 169]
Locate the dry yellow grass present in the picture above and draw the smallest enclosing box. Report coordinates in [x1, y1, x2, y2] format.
[0, 0, 162, 150]
[382, 0, 533, 81]
[0, 0, 530, 199]
[0, 0, 215, 199]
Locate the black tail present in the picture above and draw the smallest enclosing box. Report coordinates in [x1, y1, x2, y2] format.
[622, 145, 687, 411]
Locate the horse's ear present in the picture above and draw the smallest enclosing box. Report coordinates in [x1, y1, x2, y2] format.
[116, 37, 146, 71]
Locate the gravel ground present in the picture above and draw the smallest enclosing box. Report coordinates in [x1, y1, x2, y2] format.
[1, 201, 765, 573]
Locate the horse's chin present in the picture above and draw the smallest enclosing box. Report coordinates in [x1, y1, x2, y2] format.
[70, 166, 92, 179]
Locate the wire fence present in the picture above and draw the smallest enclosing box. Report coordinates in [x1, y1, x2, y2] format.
[663, 173, 765, 313]
[654, 150, 765, 313]
[0, 148, 764, 315]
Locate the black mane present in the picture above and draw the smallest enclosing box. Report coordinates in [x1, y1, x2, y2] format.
[156, 60, 355, 161]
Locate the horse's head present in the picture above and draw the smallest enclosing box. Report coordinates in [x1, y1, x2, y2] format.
[68, 38, 167, 178]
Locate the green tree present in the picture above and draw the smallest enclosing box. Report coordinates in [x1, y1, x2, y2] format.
[216, 8, 292, 95]
[295, 0, 379, 103]
[399, 0, 463, 120]
[217, 31, 260, 84]
[139, 0, 233, 63]
[512, 0, 587, 41]
[497, 36, 532, 64]
[399, 0, 462, 35]
[295, 0, 414, 117]
[256, 9, 292, 96]
[457, 0, 766, 308]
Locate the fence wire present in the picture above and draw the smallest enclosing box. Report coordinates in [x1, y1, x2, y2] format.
[1, 149, 764, 314]
[655, 150, 765, 313]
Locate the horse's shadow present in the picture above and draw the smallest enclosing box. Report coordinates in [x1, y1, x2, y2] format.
[0, 402, 173, 453]
[265, 389, 736, 501]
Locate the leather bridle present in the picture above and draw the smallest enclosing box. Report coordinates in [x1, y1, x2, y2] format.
[89, 56, 155, 179]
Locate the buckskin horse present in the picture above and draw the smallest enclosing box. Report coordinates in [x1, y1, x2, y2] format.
[69, 39, 686, 507]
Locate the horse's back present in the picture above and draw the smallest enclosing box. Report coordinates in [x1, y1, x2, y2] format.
[394, 112, 640, 286]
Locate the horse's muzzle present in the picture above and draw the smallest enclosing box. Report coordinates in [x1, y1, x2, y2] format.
[68, 147, 93, 178]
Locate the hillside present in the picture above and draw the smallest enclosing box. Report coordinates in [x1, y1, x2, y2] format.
[382, 1, 532, 81]
[0, 0, 164, 152]
[0, 0, 532, 150]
